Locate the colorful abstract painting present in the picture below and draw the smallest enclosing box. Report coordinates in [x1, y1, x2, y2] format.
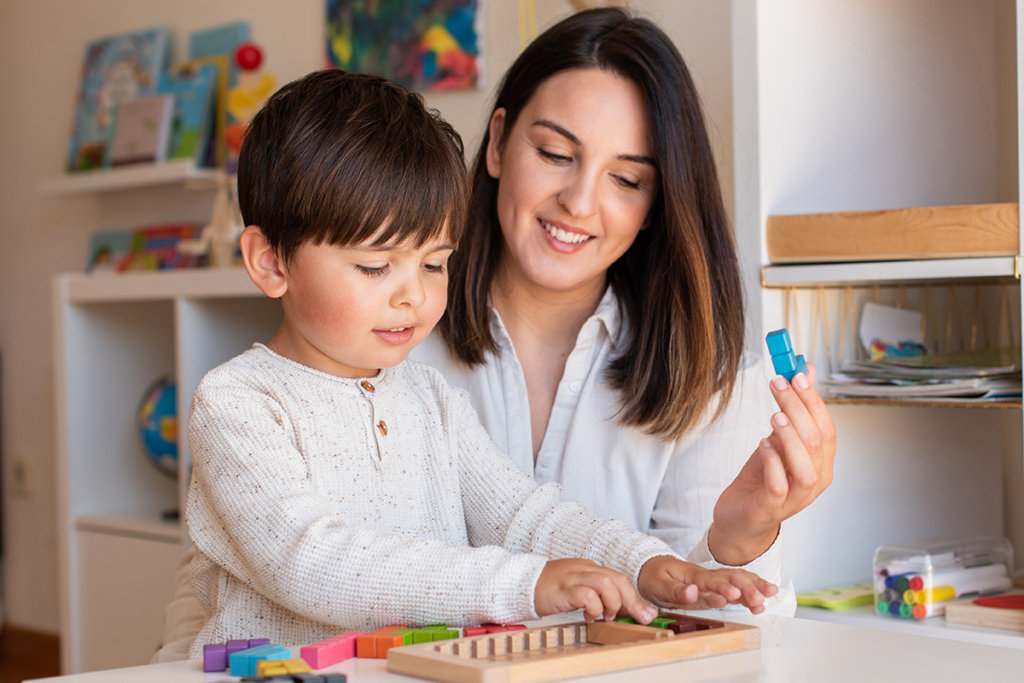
[326, 0, 480, 91]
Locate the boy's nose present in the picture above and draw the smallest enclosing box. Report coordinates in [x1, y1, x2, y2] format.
[393, 272, 427, 308]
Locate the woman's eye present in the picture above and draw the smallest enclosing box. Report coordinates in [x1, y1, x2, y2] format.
[613, 175, 641, 190]
[355, 264, 390, 277]
[538, 148, 572, 163]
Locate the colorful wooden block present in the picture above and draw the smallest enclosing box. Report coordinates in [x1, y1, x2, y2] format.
[432, 630, 459, 641]
[229, 643, 290, 677]
[462, 626, 488, 637]
[256, 658, 313, 676]
[765, 329, 792, 356]
[376, 633, 406, 658]
[248, 638, 271, 648]
[203, 642, 227, 672]
[658, 612, 725, 632]
[226, 639, 250, 658]
[766, 328, 806, 381]
[649, 617, 676, 629]
[301, 631, 364, 669]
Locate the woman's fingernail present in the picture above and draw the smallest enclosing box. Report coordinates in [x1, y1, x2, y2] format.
[793, 373, 809, 390]
[771, 376, 789, 392]
[760, 438, 773, 450]
[772, 412, 790, 427]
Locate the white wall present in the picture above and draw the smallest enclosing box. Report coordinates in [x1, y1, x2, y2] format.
[739, 0, 1023, 590]
[0, 0, 733, 635]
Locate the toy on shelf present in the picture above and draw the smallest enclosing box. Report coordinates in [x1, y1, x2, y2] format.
[796, 582, 875, 611]
[225, 41, 276, 173]
[177, 173, 245, 268]
[137, 377, 177, 477]
[945, 590, 1024, 632]
[386, 614, 757, 683]
[766, 328, 807, 381]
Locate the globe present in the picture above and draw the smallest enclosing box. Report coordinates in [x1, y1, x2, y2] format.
[138, 378, 178, 477]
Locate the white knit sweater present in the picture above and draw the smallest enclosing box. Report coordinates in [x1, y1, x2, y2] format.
[185, 345, 677, 657]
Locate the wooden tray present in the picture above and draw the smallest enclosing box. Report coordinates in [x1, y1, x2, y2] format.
[386, 619, 760, 683]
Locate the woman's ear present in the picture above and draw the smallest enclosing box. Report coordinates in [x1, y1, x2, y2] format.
[240, 225, 288, 298]
[485, 108, 507, 180]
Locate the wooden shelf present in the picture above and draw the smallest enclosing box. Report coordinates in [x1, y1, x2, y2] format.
[762, 256, 1019, 288]
[75, 510, 183, 543]
[824, 397, 1022, 409]
[767, 203, 1019, 264]
[58, 268, 260, 303]
[40, 159, 222, 195]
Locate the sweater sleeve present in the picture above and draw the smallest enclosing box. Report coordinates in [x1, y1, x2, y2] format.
[447, 385, 678, 588]
[186, 380, 548, 628]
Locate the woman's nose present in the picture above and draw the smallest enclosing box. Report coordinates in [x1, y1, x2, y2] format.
[557, 170, 600, 218]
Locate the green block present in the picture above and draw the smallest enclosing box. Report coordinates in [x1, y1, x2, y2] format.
[422, 625, 448, 631]
[650, 617, 677, 629]
[413, 631, 435, 644]
[391, 628, 416, 645]
[615, 618, 636, 624]
[432, 630, 459, 641]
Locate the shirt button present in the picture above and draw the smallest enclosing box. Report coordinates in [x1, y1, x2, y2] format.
[569, 381, 581, 393]
[378, 420, 388, 436]
[361, 380, 375, 392]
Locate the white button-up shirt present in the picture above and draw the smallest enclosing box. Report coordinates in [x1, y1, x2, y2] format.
[411, 288, 796, 615]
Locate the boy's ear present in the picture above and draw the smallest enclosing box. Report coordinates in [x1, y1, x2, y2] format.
[485, 108, 507, 180]
[240, 225, 288, 298]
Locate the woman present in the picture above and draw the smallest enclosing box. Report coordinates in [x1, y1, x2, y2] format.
[411, 7, 835, 614]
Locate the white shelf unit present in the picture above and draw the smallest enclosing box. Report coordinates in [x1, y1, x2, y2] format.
[53, 269, 283, 673]
[733, 0, 1024, 648]
[40, 159, 222, 195]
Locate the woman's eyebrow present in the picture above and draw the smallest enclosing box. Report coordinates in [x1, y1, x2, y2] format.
[532, 119, 656, 166]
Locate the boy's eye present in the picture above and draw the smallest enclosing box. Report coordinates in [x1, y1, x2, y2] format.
[423, 263, 446, 274]
[355, 264, 390, 277]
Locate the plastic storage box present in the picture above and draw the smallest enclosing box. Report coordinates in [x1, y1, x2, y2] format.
[873, 536, 1014, 619]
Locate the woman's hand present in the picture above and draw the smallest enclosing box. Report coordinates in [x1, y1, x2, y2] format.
[709, 363, 836, 567]
[637, 556, 778, 614]
[535, 559, 659, 624]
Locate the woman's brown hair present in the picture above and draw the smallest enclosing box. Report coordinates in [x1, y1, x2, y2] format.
[438, 7, 744, 440]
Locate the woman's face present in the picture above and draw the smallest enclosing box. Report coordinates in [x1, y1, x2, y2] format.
[486, 68, 659, 297]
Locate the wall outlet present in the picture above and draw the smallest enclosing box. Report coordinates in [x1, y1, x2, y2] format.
[9, 457, 30, 498]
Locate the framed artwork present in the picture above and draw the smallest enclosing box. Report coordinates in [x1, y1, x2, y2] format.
[326, 0, 480, 91]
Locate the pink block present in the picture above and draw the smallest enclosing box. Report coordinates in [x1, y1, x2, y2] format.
[301, 631, 365, 669]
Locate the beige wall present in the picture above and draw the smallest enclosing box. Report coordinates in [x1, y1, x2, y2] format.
[0, 0, 733, 634]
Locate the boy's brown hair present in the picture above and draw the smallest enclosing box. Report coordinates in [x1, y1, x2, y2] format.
[237, 69, 467, 263]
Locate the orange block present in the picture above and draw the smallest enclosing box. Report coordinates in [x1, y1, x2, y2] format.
[375, 634, 405, 658]
[356, 625, 406, 658]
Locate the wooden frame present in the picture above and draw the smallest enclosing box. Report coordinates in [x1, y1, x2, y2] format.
[386, 620, 759, 683]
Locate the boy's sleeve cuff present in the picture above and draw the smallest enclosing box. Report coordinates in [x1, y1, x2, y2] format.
[685, 526, 783, 586]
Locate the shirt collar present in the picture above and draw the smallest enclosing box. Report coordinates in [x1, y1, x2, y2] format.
[489, 285, 625, 354]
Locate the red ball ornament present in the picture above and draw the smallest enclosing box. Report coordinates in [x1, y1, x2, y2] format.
[235, 42, 263, 71]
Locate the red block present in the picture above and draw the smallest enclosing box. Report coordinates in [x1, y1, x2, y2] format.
[463, 627, 488, 637]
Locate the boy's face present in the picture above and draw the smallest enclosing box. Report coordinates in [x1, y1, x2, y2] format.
[271, 233, 454, 378]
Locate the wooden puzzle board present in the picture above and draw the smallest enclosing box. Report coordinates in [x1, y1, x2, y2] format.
[944, 590, 1024, 633]
[386, 620, 760, 683]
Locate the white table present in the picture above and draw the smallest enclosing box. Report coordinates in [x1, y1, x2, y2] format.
[29, 614, 1024, 683]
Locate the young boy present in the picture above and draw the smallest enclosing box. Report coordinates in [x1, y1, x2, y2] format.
[184, 69, 775, 656]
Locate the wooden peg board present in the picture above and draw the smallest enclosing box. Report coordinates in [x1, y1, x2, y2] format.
[387, 619, 760, 683]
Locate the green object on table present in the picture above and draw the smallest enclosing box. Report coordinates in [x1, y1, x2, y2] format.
[649, 617, 677, 629]
[796, 582, 875, 610]
[615, 617, 636, 624]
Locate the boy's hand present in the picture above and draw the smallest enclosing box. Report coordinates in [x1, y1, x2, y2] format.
[637, 556, 778, 614]
[536, 559, 659, 624]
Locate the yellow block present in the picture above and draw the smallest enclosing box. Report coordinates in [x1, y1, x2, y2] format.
[257, 658, 313, 676]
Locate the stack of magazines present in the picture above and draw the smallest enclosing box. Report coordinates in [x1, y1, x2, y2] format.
[822, 348, 1023, 402]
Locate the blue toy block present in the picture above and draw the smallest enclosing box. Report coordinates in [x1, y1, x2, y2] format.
[771, 352, 798, 375]
[794, 354, 807, 377]
[765, 329, 793, 356]
[229, 644, 290, 677]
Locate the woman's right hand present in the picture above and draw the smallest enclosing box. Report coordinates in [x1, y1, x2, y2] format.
[535, 559, 658, 624]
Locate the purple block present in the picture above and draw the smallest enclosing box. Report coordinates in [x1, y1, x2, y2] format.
[226, 639, 249, 658]
[248, 638, 271, 648]
[203, 643, 227, 672]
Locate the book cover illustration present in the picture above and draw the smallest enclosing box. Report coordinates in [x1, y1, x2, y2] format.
[109, 94, 174, 166]
[158, 61, 218, 165]
[66, 27, 171, 171]
[87, 224, 205, 273]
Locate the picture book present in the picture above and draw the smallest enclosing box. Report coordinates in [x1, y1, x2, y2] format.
[109, 95, 174, 166]
[66, 27, 171, 171]
[189, 22, 252, 172]
[158, 61, 218, 165]
[188, 54, 229, 168]
[87, 224, 205, 273]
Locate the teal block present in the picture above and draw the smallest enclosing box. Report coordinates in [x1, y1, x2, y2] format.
[772, 351, 798, 375]
[229, 644, 289, 677]
[766, 329, 792, 356]
[794, 354, 807, 376]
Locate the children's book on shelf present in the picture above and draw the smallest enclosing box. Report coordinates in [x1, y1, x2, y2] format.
[87, 224, 205, 273]
[187, 54, 229, 168]
[66, 27, 171, 172]
[158, 61, 218, 165]
[108, 94, 174, 166]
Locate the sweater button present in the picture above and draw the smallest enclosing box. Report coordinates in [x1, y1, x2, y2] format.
[378, 420, 388, 436]
[361, 380, 375, 392]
